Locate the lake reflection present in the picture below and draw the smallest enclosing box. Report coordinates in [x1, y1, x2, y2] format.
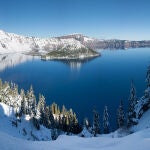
[49, 56, 99, 71]
[0, 53, 37, 71]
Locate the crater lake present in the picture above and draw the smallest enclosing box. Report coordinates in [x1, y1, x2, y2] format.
[0, 48, 150, 130]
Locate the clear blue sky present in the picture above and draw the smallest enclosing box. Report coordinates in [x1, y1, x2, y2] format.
[0, 0, 150, 40]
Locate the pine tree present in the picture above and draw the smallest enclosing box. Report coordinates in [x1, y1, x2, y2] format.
[20, 89, 27, 115]
[92, 110, 100, 136]
[103, 106, 110, 134]
[144, 66, 150, 99]
[13, 84, 18, 96]
[137, 66, 150, 118]
[58, 114, 62, 129]
[83, 117, 91, 129]
[61, 114, 67, 131]
[57, 106, 60, 115]
[146, 66, 150, 87]
[0, 79, 2, 89]
[42, 106, 50, 128]
[26, 86, 37, 116]
[117, 100, 125, 128]
[67, 109, 79, 134]
[51, 102, 58, 114]
[37, 94, 46, 124]
[61, 105, 67, 115]
[127, 81, 138, 127]
[51, 128, 58, 140]
[82, 117, 92, 135]
[0, 79, 3, 102]
[48, 107, 58, 140]
[49, 107, 55, 128]
[32, 116, 40, 130]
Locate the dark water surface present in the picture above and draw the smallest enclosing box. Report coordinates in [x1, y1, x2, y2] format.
[0, 48, 150, 130]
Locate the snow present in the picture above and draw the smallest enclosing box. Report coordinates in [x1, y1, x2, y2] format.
[0, 103, 51, 141]
[0, 30, 87, 54]
[0, 102, 150, 149]
[0, 127, 150, 150]
[131, 108, 150, 132]
[83, 36, 94, 42]
[0, 103, 14, 117]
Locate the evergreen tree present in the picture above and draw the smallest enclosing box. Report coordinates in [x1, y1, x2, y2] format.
[51, 102, 58, 114]
[13, 84, 18, 96]
[83, 117, 91, 129]
[68, 109, 79, 133]
[0, 79, 2, 89]
[58, 114, 62, 129]
[117, 100, 125, 128]
[92, 110, 100, 136]
[3, 81, 9, 89]
[57, 106, 60, 114]
[137, 66, 150, 118]
[51, 128, 58, 140]
[37, 94, 46, 124]
[61, 114, 67, 131]
[103, 106, 110, 134]
[127, 81, 138, 127]
[0, 79, 3, 102]
[26, 86, 37, 116]
[32, 116, 40, 130]
[61, 105, 67, 115]
[144, 66, 150, 99]
[49, 107, 55, 129]
[42, 106, 50, 128]
[20, 89, 27, 115]
[146, 66, 150, 87]
[48, 107, 58, 140]
[81, 117, 92, 135]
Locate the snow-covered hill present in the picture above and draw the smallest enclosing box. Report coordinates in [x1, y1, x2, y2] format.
[0, 30, 94, 55]
[0, 103, 51, 141]
[0, 102, 150, 150]
[0, 123, 150, 150]
[131, 108, 150, 132]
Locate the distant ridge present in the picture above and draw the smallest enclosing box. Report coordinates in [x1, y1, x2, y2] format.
[0, 29, 150, 56]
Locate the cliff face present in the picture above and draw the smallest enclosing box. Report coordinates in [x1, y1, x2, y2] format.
[82, 39, 150, 50]
[57, 34, 150, 50]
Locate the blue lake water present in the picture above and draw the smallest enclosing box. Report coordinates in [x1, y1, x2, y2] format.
[0, 48, 150, 130]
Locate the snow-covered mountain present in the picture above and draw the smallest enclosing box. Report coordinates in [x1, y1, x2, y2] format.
[1, 29, 150, 56]
[0, 30, 95, 55]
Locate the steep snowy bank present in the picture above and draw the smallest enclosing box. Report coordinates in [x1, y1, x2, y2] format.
[131, 108, 150, 132]
[0, 102, 150, 150]
[0, 103, 51, 141]
[0, 127, 150, 150]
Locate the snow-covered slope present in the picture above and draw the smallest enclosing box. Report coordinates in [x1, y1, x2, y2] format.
[131, 108, 150, 132]
[0, 103, 51, 141]
[0, 126, 150, 150]
[0, 30, 92, 54]
[0, 102, 150, 150]
[0, 30, 35, 53]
